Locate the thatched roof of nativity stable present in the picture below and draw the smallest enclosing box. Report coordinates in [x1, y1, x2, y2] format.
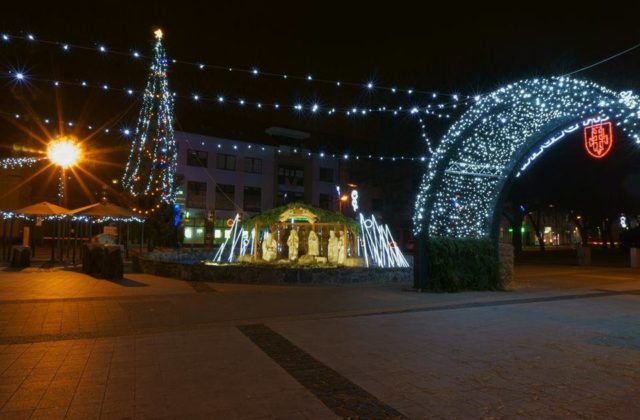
[242, 202, 358, 230]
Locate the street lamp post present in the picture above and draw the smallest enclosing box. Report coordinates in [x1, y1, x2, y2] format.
[47, 137, 82, 260]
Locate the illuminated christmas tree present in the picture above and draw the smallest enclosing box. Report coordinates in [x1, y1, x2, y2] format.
[122, 28, 176, 209]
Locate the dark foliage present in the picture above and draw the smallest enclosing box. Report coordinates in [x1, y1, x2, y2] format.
[425, 238, 502, 292]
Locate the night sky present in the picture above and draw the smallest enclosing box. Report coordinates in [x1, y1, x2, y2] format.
[1, 3, 639, 207]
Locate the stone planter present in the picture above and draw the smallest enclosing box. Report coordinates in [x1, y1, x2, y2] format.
[136, 256, 411, 286]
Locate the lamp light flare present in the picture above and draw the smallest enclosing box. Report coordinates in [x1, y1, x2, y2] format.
[47, 138, 81, 168]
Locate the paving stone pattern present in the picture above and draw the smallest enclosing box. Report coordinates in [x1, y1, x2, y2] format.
[239, 323, 407, 419]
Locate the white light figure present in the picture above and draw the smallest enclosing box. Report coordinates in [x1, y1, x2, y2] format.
[213, 214, 247, 263]
[620, 215, 628, 230]
[359, 214, 409, 268]
[351, 190, 359, 212]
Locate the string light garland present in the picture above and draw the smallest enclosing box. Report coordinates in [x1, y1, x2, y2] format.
[121, 29, 177, 206]
[0, 211, 143, 223]
[413, 76, 640, 239]
[0, 157, 40, 169]
[0, 31, 469, 100]
[1, 108, 427, 162]
[1, 71, 467, 119]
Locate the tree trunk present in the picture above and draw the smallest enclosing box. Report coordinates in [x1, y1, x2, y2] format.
[572, 215, 589, 247]
[527, 213, 545, 251]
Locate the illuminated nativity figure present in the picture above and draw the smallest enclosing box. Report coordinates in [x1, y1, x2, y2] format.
[244, 203, 358, 265]
[327, 230, 339, 263]
[262, 232, 278, 262]
[287, 229, 299, 261]
[307, 230, 319, 257]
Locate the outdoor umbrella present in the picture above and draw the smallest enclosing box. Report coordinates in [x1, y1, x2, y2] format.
[69, 201, 145, 255]
[13, 201, 70, 216]
[69, 201, 140, 219]
[8, 202, 70, 261]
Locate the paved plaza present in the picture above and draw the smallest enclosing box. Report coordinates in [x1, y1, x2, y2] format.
[0, 264, 638, 419]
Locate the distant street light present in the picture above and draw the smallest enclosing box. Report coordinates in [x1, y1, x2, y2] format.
[339, 194, 349, 213]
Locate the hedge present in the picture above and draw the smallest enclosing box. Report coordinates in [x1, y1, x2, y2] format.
[424, 238, 502, 292]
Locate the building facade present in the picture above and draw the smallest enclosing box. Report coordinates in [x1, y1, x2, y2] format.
[175, 130, 344, 245]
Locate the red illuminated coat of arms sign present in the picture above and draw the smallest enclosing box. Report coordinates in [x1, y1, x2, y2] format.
[583, 122, 613, 159]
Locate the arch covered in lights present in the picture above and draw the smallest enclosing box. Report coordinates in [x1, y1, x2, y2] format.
[414, 77, 640, 239]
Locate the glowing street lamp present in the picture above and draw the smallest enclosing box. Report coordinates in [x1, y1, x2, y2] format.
[338, 193, 349, 213]
[47, 137, 81, 168]
[47, 137, 82, 204]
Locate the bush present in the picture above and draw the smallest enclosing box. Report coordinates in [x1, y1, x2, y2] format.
[425, 238, 502, 292]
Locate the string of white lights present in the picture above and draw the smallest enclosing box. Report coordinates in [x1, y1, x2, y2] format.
[1, 70, 468, 119]
[0, 211, 143, 223]
[3, 108, 429, 162]
[0, 31, 471, 100]
[413, 76, 640, 238]
[0, 157, 41, 169]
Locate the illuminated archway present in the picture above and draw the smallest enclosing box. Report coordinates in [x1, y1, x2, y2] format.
[414, 77, 640, 239]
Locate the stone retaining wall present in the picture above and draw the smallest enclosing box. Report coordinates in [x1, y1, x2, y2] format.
[498, 243, 514, 287]
[137, 257, 412, 286]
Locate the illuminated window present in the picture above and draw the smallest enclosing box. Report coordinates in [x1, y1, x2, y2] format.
[184, 227, 193, 239]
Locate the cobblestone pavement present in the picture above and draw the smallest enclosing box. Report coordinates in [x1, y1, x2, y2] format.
[0, 265, 637, 418]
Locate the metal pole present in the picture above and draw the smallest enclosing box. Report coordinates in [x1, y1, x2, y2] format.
[72, 221, 78, 265]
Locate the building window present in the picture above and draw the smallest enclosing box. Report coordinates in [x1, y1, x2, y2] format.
[216, 153, 236, 171]
[278, 165, 304, 187]
[186, 181, 207, 208]
[244, 157, 262, 174]
[215, 184, 235, 210]
[319, 167, 334, 183]
[187, 149, 208, 167]
[243, 187, 261, 212]
[319, 193, 332, 210]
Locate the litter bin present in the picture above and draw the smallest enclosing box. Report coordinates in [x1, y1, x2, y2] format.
[11, 246, 31, 268]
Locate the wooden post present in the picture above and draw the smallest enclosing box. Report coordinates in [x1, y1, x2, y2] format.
[7, 218, 14, 261]
[140, 223, 144, 253]
[1, 220, 6, 261]
[72, 221, 78, 265]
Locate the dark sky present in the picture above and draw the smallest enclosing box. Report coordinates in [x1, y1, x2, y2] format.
[1, 2, 639, 204]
